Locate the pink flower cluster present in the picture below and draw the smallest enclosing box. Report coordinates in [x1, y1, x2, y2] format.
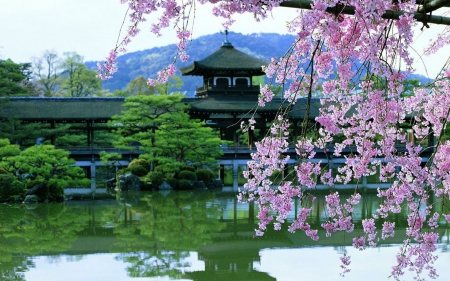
[103, 0, 450, 279]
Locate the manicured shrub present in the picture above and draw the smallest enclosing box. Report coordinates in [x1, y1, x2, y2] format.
[165, 177, 178, 189]
[147, 171, 165, 189]
[27, 180, 63, 202]
[179, 165, 195, 172]
[128, 158, 151, 171]
[129, 165, 148, 177]
[195, 169, 216, 184]
[177, 179, 191, 190]
[116, 168, 131, 180]
[0, 174, 25, 202]
[178, 170, 197, 181]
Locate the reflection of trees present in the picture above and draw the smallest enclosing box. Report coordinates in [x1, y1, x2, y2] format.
[0, 204, 90, 280]
[110, 190, 226, 278]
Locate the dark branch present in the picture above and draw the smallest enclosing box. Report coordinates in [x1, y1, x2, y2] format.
[280, 0, 450, 26]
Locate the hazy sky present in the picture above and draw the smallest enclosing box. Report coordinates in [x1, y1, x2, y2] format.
[0, 0, 448, 78]
[0, 0, 297, 63]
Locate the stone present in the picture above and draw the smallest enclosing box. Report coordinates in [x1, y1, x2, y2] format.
[116, 174, 141, 191]
[191, 180, 207, 190]
[23, 195, 39, 204]
[211, 179, 223, 188]
[106, 178, 116, 189]
[158, 181, 173, 190]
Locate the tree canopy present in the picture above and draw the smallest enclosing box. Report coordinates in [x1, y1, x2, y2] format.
[0, 141, 90, 201]
[98, 0, 450, 279]
[109, 94, 222, 170]
[0, 59, 34, 97]
[32, 51, 102, 97]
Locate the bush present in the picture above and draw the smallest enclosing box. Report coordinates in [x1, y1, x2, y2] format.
[116, 168, 131, 180]
[180, 165, 195, 172]
[27, 180, 63, 202]
[165, 177, 178, 189]
[129, 165, 148, 177]
[178, 170, 197, 181]
[128, 158, 151, 171]
[154, 164, 178, 174]
[147, 171, 165, 189]
[177, 179, 191, 190]
[0, 167, 9, 174]
[195, 169, 216, 184]
[0, 174, 25, 202]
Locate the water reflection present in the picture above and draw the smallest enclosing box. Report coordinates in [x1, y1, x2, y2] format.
[0, 189, 449, 280]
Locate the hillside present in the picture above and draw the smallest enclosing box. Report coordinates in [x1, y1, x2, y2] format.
[86, 32, 297, 95]
[86, 32, 431, 96]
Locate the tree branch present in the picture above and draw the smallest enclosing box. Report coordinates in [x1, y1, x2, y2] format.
[280, 0, 450, 26]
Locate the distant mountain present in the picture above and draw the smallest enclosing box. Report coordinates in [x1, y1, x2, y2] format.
[86, 32, 431, 95]
[85, 32, 297, 95]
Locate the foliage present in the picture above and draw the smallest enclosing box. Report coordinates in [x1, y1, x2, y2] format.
[116, 167, 131, 180]
[177, 179, 191, 190]
[127, 75, 183, 95]
[0, 144, 89, 200]
[110, 94, 222, 169]
[0, 173, 25, 202]
[145, 171, 165, 188]
[0, 120, 70, 147]
[32, 50, 62, 97]
[59, 52, 102, 97]
[0, 59, 34, 97]
[178, 170, 197, 181]
[165, 177, 178, 189]
[32, 51, 102, 97]
[195, 169, 215, 184]
[128, 158, 151, 171]
[129, 164, 148, 177]
[109, 93, 188, 150]
[99, 151, 125, 168]
[0, 138, 20, 160]
[99, 0, 450, 279]
[179, 165, 195, 172]
[151, 113, 223, 167]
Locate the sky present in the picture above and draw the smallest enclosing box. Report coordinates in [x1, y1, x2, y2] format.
[0, 0, 298, 63]
[0, 0, 448, 78]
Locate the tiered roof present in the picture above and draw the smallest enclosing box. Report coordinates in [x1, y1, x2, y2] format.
[179, 42, 268, 76]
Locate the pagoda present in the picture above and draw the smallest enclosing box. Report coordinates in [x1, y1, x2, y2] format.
[180, 33, 278, 148]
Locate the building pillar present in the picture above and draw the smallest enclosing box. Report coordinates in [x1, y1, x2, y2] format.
[233, 160, 238, 188]
[90, 161, 96, 190]
[248, 129, 254, 149]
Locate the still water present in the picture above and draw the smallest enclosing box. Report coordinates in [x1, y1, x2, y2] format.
[1, 188, 450, 281]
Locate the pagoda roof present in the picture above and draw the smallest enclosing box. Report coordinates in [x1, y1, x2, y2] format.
[185, 96, 322, 119]
[179, 42, 268, 76]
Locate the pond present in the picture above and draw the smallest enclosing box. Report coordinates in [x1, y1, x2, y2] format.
[1, 188, 450, 281]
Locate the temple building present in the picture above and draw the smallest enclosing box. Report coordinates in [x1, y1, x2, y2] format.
[180, 37, 280, 148]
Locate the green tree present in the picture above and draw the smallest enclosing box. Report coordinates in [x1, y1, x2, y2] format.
[152, 112, 223, 168]
[0, 138, 20, 160]
[127, 76, 154, 95]
[0, 120, 70, 146]
[110, 94, 222, 171]
[0, 144, 90, 200]
[59, 52, 101, 97]
[32, 50, 62, 97]
[0, 59, 34, 97]
[109, 94, 188, 151]
[127, 75, 183, 96]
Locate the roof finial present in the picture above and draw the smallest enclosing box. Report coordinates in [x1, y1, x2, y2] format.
[220, 30, 232, 47]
